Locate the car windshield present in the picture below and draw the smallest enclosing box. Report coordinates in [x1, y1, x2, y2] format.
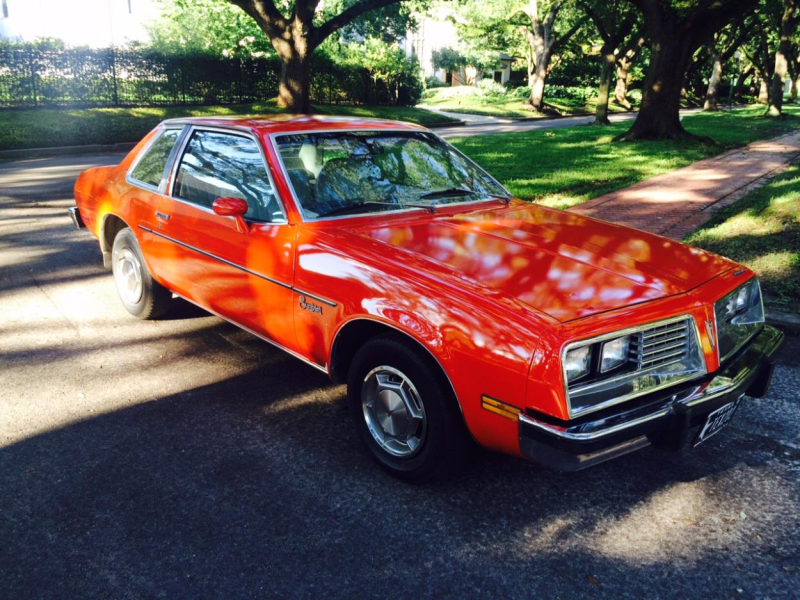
[274, 130, 508, 219]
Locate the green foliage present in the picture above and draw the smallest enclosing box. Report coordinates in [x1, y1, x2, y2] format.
[421, 82, 604, 117]
[431, 47, 467, 74]
[147, 0, 272, 57]
[686, 162, 800, 305]
[424, 76, 450, 89]
[146, 0, 423, 58]
[337, 37, 423, 106]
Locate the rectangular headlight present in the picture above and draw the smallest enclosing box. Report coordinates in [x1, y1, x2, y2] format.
[564, 345, 591, 383]
[715, 278, 764, 363]
[600, 336, 630, 373]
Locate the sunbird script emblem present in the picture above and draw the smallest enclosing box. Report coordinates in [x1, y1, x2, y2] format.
[299, 295, 323, 314]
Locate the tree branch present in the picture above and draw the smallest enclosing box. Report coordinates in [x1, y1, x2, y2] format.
[550, 17, 585, 54]
[229, 0, 288, 38]
[314, 0, 403, 46]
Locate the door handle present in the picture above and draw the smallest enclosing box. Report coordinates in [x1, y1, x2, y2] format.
[155, 211, 170, 221]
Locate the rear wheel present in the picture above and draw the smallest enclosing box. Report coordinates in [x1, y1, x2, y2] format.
[347, 333, 470, 482]
[111, 227, 171, 319]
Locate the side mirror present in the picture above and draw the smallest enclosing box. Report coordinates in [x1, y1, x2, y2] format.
[212, 197, 249, 233]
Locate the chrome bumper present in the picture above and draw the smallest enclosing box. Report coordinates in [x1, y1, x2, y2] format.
[68, 207, 85, 230]
[519, 324, 784, 471]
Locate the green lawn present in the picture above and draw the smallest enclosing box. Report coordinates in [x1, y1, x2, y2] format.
[0, 100, 458, 152]
[684, 163, 800, 307]
[452, 105, 800, 210]
[421, 86, 639, 119]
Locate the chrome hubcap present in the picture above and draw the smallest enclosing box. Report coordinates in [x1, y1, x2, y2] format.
[115, 247, 143, 304]
[362, 366, 426, 458]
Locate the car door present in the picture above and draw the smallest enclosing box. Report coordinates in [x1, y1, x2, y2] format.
[121, 126, 184, 274]
[154, 127, 297, 350]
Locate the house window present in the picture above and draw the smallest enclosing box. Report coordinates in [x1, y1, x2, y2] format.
[1, 0, 9, 19]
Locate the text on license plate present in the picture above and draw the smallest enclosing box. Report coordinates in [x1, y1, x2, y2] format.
[693, 398, 742, 447]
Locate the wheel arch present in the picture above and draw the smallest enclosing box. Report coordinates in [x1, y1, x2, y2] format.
[329, 317, 469, 426]
[99, 213, 131, 270]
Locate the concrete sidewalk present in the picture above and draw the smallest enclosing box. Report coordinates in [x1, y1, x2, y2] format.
[570, 130, 800, 240]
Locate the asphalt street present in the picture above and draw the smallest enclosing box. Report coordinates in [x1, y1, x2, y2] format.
[1, 154, 799, 599]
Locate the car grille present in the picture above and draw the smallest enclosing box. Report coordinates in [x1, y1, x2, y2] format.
[629, 318, 692, 370]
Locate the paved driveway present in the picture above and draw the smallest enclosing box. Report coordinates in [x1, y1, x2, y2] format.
[1, 156, 799, 599]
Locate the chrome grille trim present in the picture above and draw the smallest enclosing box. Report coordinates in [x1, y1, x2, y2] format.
[562, 314, 707, 419]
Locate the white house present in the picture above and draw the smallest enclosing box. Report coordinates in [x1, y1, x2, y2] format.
[0, 0, 157, 47]
[403, 3, 516, 86]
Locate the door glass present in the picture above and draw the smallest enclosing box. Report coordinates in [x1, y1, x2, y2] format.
[129, 129, 180, 188]
[173, 131, 286, 223]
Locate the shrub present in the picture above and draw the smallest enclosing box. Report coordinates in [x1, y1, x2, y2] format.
[475, 78, 507, 99]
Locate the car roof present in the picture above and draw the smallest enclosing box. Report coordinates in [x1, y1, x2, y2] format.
[160, 114, 427, 136]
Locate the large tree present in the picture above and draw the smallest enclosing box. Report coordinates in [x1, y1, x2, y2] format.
[766, 0, 800, 116]
[617, 0, 758, 141]
[509, 0, 585, 111]
[227, 0, 413, 112]
[579, 0, 640, 124]
[702, 22, 748, 111]
[614, 34, 645, 108]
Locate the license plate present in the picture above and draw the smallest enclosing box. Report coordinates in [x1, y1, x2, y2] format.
[693, 398, 742, 447]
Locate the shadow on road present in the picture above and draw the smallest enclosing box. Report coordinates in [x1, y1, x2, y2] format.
[2, 350, 796, 598]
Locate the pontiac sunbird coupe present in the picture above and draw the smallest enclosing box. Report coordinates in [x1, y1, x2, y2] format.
[71, 115, 784, 480]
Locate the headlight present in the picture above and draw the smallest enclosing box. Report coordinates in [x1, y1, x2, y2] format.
[600, 336, 630, 373]
[564, 345, 591, 383]
[561, 315, 706, 418]
[715, 278, 764, 363]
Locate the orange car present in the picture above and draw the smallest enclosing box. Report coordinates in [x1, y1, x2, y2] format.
[71, 116, 784, 480]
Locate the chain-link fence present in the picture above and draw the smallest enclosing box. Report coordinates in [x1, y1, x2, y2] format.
[0, 46, 413, 108]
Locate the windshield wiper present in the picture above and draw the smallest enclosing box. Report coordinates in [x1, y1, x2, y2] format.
[419, 187, 512, 205]
[319, 200, 436, 218]
[418, 187, 474, 200]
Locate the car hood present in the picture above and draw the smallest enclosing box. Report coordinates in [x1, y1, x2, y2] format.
[350, 202, 735, 322]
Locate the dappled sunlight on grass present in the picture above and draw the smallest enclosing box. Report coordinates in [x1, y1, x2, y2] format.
[454, 106, 800, 210]
[686, 164, 800, 305]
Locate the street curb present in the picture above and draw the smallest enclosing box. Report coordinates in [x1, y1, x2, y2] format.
[766, 308, 800, 335]
[427, 120, 466, 129]
[0, 142, 137, 161]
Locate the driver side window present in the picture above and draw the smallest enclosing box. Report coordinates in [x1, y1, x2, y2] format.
[173, 130, 286, 223]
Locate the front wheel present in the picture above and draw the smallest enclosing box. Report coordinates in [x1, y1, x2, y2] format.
[347, 333, 470, 482]
[111, 227, 171, 319]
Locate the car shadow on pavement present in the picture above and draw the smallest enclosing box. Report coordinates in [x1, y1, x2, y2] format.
[2, 351, 797, 599]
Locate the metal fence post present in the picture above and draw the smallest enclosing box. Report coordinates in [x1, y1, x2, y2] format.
[111, 47, 119, 106]
[30, 48, 38, 108]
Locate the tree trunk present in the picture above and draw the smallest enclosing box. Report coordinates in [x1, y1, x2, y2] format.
[767, 12, 795, 116]
[704, 49, 723, 110]
[614, 63, 631, 108]
[617, 29, 699, 141]
[735, 66, 754, 98]
[792, 76, 799, 102]
[278, 51, 312, 113]
[595, 46, 615, 124]
[529, 56, 549, 112]
[758, 78, 769, 104]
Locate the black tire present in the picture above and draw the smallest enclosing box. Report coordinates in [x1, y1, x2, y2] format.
[347, 333, 471, 482]
[111, 227, 171, 320]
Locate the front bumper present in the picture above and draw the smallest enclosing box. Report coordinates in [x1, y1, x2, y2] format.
[519, 324, 785, 472]
[68, 207, 86, 230]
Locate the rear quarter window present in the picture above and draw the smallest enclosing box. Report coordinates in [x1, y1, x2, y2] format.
[129, 129, 181, 188]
